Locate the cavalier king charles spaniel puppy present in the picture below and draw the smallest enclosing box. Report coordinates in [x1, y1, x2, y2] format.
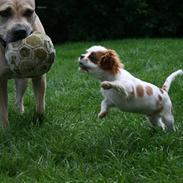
[78, 45, 183, 131]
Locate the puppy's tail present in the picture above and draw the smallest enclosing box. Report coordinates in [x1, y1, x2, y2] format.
[162, 69, 183, 92]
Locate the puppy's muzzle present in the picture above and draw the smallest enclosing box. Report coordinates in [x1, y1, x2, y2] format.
[79, 61, 89, 71]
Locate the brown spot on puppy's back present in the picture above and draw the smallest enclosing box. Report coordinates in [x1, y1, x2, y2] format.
[162, 85, 167, 92]
[136, 85, 144, 97]
[145, 85, 153, 96]
[158, 95, 162, 101]
[156, 99, 163, 112]
[160, 88, 164, 94]
[150, 100, 163, 115]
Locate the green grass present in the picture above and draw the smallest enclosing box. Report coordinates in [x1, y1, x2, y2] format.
[0, 39, 183, 182]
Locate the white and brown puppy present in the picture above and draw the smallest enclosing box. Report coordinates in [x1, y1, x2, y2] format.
[0, 0, 46, 127]
[78, 46, 183, 131]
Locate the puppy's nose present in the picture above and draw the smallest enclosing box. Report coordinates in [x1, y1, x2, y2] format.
[80, 55, 85, 59]
[13, 28, 27, 41]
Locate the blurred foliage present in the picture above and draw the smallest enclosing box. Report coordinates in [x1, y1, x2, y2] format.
[36, 0, 183, 42]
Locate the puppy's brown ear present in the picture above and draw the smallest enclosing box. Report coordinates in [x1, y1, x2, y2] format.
[99, 50, 123, 74]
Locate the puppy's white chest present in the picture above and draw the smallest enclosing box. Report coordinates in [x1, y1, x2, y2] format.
[101, 88, 130, 109]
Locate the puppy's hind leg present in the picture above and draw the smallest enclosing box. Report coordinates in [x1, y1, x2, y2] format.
[15, 79, 28, 114]
[162, 113, 175, 132]
[162, 104, 176, 132]
[147, 115, 165, 131]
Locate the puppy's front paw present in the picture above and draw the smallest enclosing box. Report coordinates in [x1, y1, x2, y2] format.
[101, 81, 112, 89]
[98, 111, 107, 119]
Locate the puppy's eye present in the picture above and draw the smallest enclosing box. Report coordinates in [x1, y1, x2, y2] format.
[89, 52, 97, 63]
[0, 8, 12, 18]
[24, 9, 34, 17]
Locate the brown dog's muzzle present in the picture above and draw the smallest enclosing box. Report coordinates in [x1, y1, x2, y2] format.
[12, 27, 28, 41]
[6, 24, 32, 43]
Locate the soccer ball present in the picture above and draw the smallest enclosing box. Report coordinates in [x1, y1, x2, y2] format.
[5, 31, 55, 78]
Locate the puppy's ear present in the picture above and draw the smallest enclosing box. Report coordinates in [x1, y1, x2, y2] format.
[99, 50, 123, 74]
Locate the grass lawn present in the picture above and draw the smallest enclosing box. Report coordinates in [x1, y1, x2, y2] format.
[0, 39, 183, 182]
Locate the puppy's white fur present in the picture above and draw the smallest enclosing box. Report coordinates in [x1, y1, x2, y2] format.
[79, 45, 183, 131]
[86, 46, 107, 53]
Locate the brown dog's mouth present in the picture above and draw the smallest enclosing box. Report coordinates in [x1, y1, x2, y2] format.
[6, 26, 32, 43]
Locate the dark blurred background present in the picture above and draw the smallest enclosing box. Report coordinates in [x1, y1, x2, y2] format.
[36, 0, 183, 43]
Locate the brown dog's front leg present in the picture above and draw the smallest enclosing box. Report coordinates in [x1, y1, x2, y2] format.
[32, 75, 46, 123]
[15, 78, 28, 114]
[0, 79, 8, 127]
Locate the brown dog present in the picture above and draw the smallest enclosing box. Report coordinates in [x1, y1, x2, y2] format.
[0, 0, 46, 127]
